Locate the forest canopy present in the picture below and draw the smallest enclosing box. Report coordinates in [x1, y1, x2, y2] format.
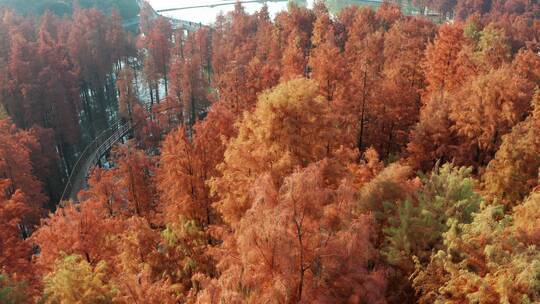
[0, 0, 139, 19]
[1, 0, 540, 303]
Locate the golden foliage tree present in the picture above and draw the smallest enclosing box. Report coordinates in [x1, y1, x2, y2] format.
[413, 197, 540, 303]
[43, 255, 117, 304]
[210, 78, 345, 226]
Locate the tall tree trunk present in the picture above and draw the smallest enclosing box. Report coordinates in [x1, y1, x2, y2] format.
[82, 86, 96, 139]
[149, 84, 155, 106]
[357, 69, 369, 154]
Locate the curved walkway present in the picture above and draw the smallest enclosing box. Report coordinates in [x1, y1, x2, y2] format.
[60, 120, 132, 203]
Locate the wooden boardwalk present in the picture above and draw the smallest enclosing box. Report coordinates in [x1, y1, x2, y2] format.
[60, 120, 132, 202]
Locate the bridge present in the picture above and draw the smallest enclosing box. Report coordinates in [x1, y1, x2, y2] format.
[125, 0, 295, 32]
[123, 0, 206, 33]
[123, 16, 203, 32]
[60, 120, 132, 202]
[155, 0, 288, 13]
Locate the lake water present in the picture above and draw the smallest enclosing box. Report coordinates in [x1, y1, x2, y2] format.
[148, 0, 315, 24]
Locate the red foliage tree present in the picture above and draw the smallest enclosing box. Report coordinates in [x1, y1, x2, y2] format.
[141, 17, 173, 97]
[31, 199, 122, 272]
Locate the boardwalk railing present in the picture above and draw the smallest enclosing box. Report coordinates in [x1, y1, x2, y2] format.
[60, 120, 132, 203]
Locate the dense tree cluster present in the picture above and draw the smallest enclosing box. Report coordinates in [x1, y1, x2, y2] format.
[0, 6, 135, 204]
[0, 0, 139, 19]
[2, 0, 540, 303]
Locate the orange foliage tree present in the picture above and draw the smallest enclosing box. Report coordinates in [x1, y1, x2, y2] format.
[483, 91, 540, 206]
[343, 8, 385, 153]
[210, 78, 347, 226]
[79, 141, 158, 221]
[449, 65, 532, 167]
[31, 199, 121, 273]
[199, 160, 387, 303]
[157, 102, 235, 227]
